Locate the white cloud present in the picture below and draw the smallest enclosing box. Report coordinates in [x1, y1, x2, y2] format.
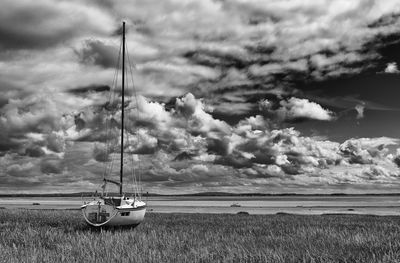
[276, 97, 335, 121]
[339, 137, 398, 165]
[175, 93, 231, 136]
[355, 103, 365, 119]
[275, 155, 289, 166]
[384, 62, 400, 74]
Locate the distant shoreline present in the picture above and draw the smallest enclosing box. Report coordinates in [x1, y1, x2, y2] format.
[1, 207, 400, 217]
[1, 192, 400, 198]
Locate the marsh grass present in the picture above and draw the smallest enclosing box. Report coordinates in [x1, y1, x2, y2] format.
[1, 210, 400, 262]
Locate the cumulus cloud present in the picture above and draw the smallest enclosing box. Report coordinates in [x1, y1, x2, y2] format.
[128, 95, 172, 130]
[272, 97, 335, 121]
[0, 93, 75, 157]
[1, 90, 400, 193]
[46, 132, 66, 153]
[384, 62, 400, 74]
[0, 96, 59, 134]
[339, 137, 398, 165]
[128, 129, 158, 154]
[175, 93, 231, 136]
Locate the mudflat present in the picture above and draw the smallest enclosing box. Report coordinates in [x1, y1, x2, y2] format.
[1, 195, 400, 215]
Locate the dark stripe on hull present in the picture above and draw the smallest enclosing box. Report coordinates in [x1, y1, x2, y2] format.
[117, 206, 147, 212]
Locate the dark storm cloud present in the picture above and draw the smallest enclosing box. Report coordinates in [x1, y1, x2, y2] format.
[78, 40, 119, 68]
[40, 158, 63, 174]
[0, 80, 31, 107]
[0, 0, 114, 51]
[0, 6, 73, 50]
[0, 95, 61, 152]
[6, 162, 35, 177]
[0, 131, 21, 153]
[183, 49, 249, 69]
[92, 143, 109, 162]
[368, 12, 400, 29]
[394, 156, 400, 168]
[25, 145, 46, 158]
[215, 154, 253, 169]
[68, 85, 111, 95]
[0, 88, 78, 170]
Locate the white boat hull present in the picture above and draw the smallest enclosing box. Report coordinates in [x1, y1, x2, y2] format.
[81, 199, 146, 227]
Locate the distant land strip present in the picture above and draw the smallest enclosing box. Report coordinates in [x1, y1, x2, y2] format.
[1, 192, 400, 197]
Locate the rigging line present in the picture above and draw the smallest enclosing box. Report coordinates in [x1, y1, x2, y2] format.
[105, 46, 120, 171]
[125, 126, 139, 198]
[121, 110, 136, 197]
[123, 100, 139, 197]
[122, 53, 131, 196]
[126, 50, 140, 199]
[124, 127, 138, 197]
[126, 42, 143, 198]
[103, 38, 123, 196]
[126, 131, 138, 199]
[123, 42, 135, 195]
[104, 39, 123, 184]
[120, 22, 127, 196]
[103, 75, 116, 180]
[123, 43, 139, 199]
[122, 44, 130, 196]
[124, 48, 140, 199]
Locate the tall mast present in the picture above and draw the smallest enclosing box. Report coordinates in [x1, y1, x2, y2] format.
[120, 21, 125, 195]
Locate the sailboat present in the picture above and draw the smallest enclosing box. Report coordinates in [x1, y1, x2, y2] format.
[81, 22, 146, 227]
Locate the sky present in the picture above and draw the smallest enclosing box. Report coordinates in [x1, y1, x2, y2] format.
[1, 0, 400, 194]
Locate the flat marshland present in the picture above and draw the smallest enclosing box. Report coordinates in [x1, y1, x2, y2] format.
[1, 210, 400, 262]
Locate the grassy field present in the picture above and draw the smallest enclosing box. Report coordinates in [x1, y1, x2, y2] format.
[1, 210, 400, 262]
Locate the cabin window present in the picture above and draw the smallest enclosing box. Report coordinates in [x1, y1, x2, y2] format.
[121, 212, 130, 216]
